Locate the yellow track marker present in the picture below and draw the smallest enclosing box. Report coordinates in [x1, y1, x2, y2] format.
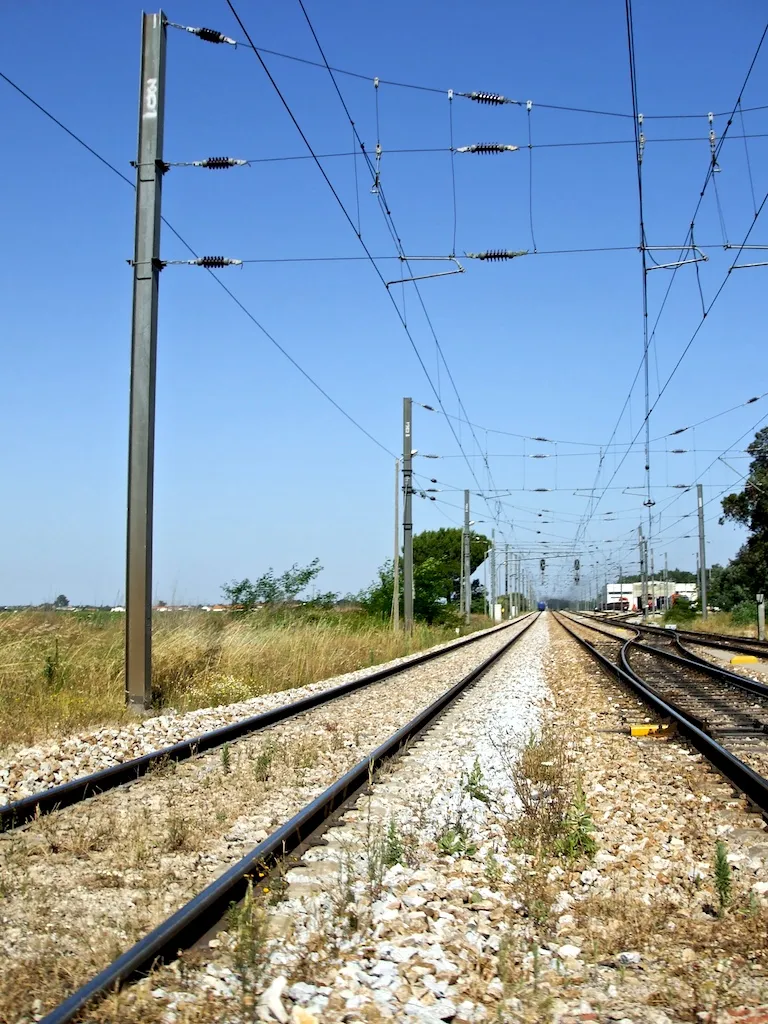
[630, 723, 674, 738]
[731, 655, 758, 665]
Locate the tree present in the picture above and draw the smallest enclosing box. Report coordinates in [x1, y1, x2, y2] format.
[412, 527, 490, 604]
[716, 427, 768, 608]
[53, 594, 69, 609]
[359, 527, 492, 624]
[222, 559, 324, 611]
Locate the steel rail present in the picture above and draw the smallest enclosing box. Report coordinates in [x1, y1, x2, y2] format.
[39, 612, 538, 1024]
[565, 610, 768, 675]
[1, 615, 532, 832]
[554, 612, 768, 817]
[593, 609, 768, 656]
[639, 623, 768, 659]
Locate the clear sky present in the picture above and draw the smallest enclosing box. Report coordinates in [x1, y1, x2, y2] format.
[1, 0, 766, 606]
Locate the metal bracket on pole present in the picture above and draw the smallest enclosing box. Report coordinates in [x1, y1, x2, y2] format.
[724, 245, 768, 270]
[644, 245, 709, 272]
[386, 257, 465, 289]
[126, 11, 166, 710]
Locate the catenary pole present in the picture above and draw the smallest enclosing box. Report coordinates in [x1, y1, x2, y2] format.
[504, 543, 509, 618]
[403, 398, 414, 632]
[463, 490, 471, 625]
[490, 530, 496, 621]
[392, 458, 400, 630]
[697, 483, 708, 619]
[637, 525, 646, 617]
[650, 548, 656, 616]
[126, 11, 166, 710]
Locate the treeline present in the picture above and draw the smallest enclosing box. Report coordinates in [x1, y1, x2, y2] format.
[708, 426, 768, 620]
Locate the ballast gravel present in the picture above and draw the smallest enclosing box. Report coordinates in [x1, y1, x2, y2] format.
[114, 613, 768, 1024]
[0, 621, 517, 804]
[0, 618, 532, 1023]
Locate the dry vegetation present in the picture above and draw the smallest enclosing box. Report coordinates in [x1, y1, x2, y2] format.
[689, 610, 759, 638]
[0, 609, 477, 750]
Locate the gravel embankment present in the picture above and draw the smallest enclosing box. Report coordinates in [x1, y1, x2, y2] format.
[113, 613, 768, 1024]
[685, 642, 768, 686]
[0, 619, 530, 1023]
[0, 620, 521, 804]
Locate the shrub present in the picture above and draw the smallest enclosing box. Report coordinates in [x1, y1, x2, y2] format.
[731, 601, 757, 627]
[664, 596, 696, 624]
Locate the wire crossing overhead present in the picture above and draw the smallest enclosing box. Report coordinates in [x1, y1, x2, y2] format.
[166, 18, 768, 120]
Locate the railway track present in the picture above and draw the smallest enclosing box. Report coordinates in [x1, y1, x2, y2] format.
[5, 614, 538, 1024]
[0, 616, 530, 832]
[555, 611, 768, 815]
[567, 609, 768, 672]
[588, 609, 768, 660]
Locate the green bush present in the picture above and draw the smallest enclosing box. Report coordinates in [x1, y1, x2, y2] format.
[663, 596, 696, 624]
[731, 601, 758, 627]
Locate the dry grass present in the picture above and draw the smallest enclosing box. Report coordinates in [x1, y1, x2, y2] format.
[0, 610, 472, 751]
[689, 610, 759, 638]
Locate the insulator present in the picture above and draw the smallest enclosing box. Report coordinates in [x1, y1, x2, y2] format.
[189, 26, 237, 45]
[530, 454, 548, 459]
[465, 249, 528, 261]
[670, 449, 687, 454]
[195, 157, 248, 170]
[747, 396, 759, 404]
[669, 427, 687, 435]
[532, 436, 551, 442]
[430, 478, 437, 484]
[193, 257, 242, 268]
[463, 91, 516, 106]
[456, 143, 519, 154]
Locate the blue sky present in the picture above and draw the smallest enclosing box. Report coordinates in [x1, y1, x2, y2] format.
[1, 0, 766, 605]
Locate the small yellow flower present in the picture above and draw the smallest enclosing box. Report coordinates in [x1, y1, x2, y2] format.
[263, 887, 270, 894]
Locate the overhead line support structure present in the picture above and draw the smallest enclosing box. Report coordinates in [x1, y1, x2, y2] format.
[463, 490, 471, 625]
[403, 398, 414, 633]
[126, 11, 166, 711]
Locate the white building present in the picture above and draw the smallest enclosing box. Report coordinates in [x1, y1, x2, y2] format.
[601, 580, 698, 611]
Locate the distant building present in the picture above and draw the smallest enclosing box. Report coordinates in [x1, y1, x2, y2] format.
[601, 580, 698, 611]
[111, 606, 126, 613]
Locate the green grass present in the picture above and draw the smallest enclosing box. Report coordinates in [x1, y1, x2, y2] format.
[0, 609, 484, 751]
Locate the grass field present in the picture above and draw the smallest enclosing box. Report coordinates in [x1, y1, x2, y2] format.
[0, 609, 483, 751]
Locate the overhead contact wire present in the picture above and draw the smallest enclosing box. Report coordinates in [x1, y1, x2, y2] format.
[0, 69, 394, 460]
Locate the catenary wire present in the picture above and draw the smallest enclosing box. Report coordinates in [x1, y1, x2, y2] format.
[570, 18, 768, 550]
[0, 68, 395, 460]
[282, 0, 515, 539]
[167, 25, 768, 121]
[221, 1, 477, 470]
